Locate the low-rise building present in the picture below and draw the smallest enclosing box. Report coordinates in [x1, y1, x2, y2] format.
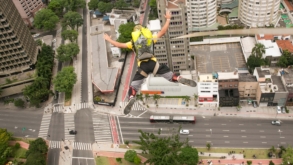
[281, 68, 293, 106]
[218, 71, 239, 106]
[197, 73, 219, 107]
[238, 73, 258, 102]
[257, 40, 282, 67]
[108, 9, 137, 26]
[271, 75, 288, 106]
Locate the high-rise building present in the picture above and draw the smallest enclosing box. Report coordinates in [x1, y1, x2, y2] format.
[12, 0, 44, 26]
[186, 0, 217, 30]
[0, 0, 38, 76]
[156, 0, 190, 73]
[238, 0, 280, 27]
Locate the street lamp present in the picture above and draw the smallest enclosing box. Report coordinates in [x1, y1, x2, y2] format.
[210, 129, 212, 135]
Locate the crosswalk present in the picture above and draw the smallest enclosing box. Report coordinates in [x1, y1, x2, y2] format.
[92, 112, 113, 143]
[75, 102, 90, 110]
[120, 101, 147, 111]
[73, 142, 92, 150]
[64, 113, 75, 141]
[49, 141, 61, 149]
[53, 105, 64, 113]
[38, 114, 52, 139]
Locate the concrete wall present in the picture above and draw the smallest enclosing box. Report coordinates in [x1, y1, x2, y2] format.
[238, 81, 259, 100]
[273, 92, 288, 106]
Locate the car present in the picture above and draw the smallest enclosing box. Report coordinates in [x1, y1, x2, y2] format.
[271, 120, 281, 126]
[277, 106, 282, 114]
[52, 38, 56, 43]
[253, 101, 258, 108]
[69, 130, 77, 135]
[281, 107, 286, 113]
[180, 129, 189, 134]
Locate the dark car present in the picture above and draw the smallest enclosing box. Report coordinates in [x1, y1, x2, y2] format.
[69, 130, 77, 135]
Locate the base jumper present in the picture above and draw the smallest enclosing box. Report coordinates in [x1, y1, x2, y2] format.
[104, 11, 197, 114]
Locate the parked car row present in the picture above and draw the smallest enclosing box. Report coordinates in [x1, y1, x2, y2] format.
[277, 106, 286, 114]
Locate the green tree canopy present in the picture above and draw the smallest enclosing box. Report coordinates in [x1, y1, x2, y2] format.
[149, 0, 156, 8]
[115, 0, 129, 10]
[124, 150, 137, 162]
[56, 43, 80, 62]
[62, 11, 83, 31]
[252, 43, 266, 58]
[88, 0, 99, 10]
[61, 30, 78, 42]
[133, 127, 192, 165]
[26, 138, 48, 157]
[48, 0, 64, 17]
[277, 50, 293, 67]
[25, 152, 46, 165]
[117, 22, 135, 52]
[282, 146, 293, 165]
[178, 146, 199, 165]
[132, 0, 140, 8]
[14, 98, 25, 108]
[277, 54, 289, 67]
[34, 9, 59, 31]
[98, 2, 113, 14]
[0, 128, 12, 165]
[53, 66, 77, 95]
[63, 0, 86, 11]
[246, 55, 266, 73]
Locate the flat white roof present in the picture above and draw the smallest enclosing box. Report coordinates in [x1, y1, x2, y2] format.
[258, 40, 282, 57]
[241, 37, 256, 54]
[148, 19, 161, 31]
[218, 72, 239, 79]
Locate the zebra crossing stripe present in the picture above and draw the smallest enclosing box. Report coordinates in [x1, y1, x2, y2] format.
[92, 113, 113, 143]
[120, 102, 147, 111]
[73, 142, 92, 150]
[49, 141, 61, 149]
[38, 114, 52, 138]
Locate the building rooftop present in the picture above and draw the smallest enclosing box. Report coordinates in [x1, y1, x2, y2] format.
[256, 67, 271, 77]
[218, 71, 239, 80]
[90, 25, 119, 92]
[271, 76, 286, 92]
[284, 0, 293, 12]
[167, 0, 185, 9]
[282, 68, 293, 92]
[258, 40, 282, 57]
[239, 74, 257, 82]
[276, 40, 293, 53]
[221, 0, 238, 9]
[256, 34, 290, 40]
[148, 19, 161, 31]
[240, 37, 256, 61]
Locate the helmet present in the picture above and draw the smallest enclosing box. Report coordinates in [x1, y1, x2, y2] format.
[133, 25, 143, 32]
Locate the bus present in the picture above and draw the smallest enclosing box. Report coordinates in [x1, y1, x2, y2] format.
[150, 115, 196, 124]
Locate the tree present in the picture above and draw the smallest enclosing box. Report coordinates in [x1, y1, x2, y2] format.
[282, 146, 293, 165]
[14, 98, 25, 108]
[153, 94, 161, 106]
[26, 138, 48, 156]
[88, 0, 99, 10]
[48, 0, 64, 17]
[133, 127, 190, 165]
[246, 55, 266, 73]
[62, 30, 78, 42]
[0, 129, 12, 164]
[117, 22, 135, 52]
[62, 11, 83, 31]
[206, 143, 211, 150]
[252, 43, 266, 59]
[144, 93, 150, 105]
[133, 156, 141, 164]
[247, 160, 252, 165]
[279, 145, 286, 158]
[25, 152, 46, 165]
[269, 160, 275, 165]
[53, 66, 77, 95]
[115, 0, 129, 10]
[136, 93, 144, 105]
[98, 2, 113, 14]
[132, 0, 140, 8]
[124, 150, 137, 162]
[0, 87, 2, 96]
[178, 146, 199, 165]
[63, 0, 86, 11]
[56, 43, 80, 62]
[34, 9, 59, 31]
[277, 55, 288, 67]
[35, 39, 42, 46]
[183, 96, 191, 106]
[149, 0, 156, 8]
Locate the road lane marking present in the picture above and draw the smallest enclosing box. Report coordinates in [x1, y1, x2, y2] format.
[259, 130, 264, 132]
[137, 110, 148, 117]
[281, 142, 286, 144]
[206, 135, 211, 137]
[262, 142, 267, 144]
[225, 141, 230, 143]
[221, 124, 226, 125]
[223, 136, 229, 137]
[280, 137, 285, 138]
[243, 142, 248, 143]
[257, 124, 261, 126]
[204, 124, 209, 125]
[116, 116, 124, 144]
[188, 135, 193, 137]
[242, 136, 247, 138]
[206, 141, 211, 143]
[260, 136, 266, 138]
[239, 124, 244, 125]
[202, 116, 206, 118]
[223, 130, 229, 132]
[189, 141, 194, 142]
[241, 130, 246, 132]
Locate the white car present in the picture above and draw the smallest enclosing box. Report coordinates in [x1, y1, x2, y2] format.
[33, 33, 40, 38]
[277, 106, 282, 114]
[271, 120, 281, 126]
[180, 129, 189, 134]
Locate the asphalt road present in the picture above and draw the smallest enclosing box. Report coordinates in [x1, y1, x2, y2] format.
[0, 109, 42, 138]
[118, 115, 293, 148]
[47, 113, 65, 141]
[47, 148, 60, 165]
[73, 109, 95, 165]
[81, 7, 88, 102]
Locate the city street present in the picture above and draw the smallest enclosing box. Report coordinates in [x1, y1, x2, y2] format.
[118, 115, 293, 148]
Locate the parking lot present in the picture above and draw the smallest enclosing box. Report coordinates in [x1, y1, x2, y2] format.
[190, 43, 247, 73]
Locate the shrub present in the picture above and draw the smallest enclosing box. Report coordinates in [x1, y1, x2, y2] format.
[116, 158, 122, 163]
[125, 141, 129, 145]
[14, 143, 20, 149]
[247, 160, 252, 165]
[94, 96, 101, 102]
[14, 98, 25, 108]
[133, 156, 141, 164]
[124, 150, 137, 162]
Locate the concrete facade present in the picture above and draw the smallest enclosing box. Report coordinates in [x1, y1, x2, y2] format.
[0, 0, 38, 76]
[12, 0, 44, 26]
[197, 73, 219, 107]
[238, 0, 280, 27]
[218, 71, 240, 106]
[238, 74, 258, 101]
[157, 0, 190, 73]
[281, 68, 293, 106]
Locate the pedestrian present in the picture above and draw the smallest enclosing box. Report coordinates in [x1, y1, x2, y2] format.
[104, 11, 197, 113]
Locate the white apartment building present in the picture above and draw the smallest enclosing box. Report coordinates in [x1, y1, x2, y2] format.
[238, 0, 280, 27]
[12, 0, 44, 26]
[197, 73, 219, 107]
[186, 0, 217, 30]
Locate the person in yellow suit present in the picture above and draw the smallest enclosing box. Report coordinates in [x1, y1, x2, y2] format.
[104, 11, 196, 114]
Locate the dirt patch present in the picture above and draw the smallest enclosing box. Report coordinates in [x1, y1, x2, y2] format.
[108, 157, 118, 165]
[217, 16, 227, 25]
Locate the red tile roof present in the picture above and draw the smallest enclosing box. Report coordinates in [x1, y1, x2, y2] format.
[284, 0, 293, 12]
[276, 40, 293, 53]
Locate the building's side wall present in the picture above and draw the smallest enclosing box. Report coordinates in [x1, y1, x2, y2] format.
[238, 82, 259, 100]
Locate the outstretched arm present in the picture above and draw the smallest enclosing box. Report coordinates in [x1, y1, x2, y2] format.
[103, 33, 129, 48]
[157, 11, 172, 38]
